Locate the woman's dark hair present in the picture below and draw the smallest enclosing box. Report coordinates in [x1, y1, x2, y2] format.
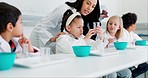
[66, 0, 100, 22]
[61, 9, 82, 32]
[0, 2, 21, 34]
[121, 12, 137, 29]
[66, 0, 100, 40]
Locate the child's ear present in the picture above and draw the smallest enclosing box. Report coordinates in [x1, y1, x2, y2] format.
[6, 23, 14, 32]
[66, 25, 71, 32]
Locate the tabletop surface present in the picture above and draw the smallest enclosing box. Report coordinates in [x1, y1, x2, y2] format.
[0, 46, 147, 77]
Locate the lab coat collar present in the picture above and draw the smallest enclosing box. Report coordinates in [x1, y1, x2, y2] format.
[0, 35, 11, 52]
[63, 30, 83, 39]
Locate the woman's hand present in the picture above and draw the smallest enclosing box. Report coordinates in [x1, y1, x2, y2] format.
[50, 32, 66, 42]
[95, 26, 103, 40]
[84, 29, 96, 41]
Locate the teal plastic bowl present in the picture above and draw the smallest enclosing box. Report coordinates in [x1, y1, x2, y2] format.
[114, 42, 128, 50]
[72, 46, 91, 57]
[0, 53, 16, 70]
[135, 40, 146, 46]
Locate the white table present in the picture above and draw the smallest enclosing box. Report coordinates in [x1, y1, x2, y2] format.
[0, 46, 147, 77]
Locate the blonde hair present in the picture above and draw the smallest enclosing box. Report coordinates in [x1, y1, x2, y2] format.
[106, 16, 123, 39]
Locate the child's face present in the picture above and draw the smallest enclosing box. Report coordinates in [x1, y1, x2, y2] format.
[80, 0, 97, 16]
[67, 18, 84, 39]
[12, 15, 23, 37]
[107, 18, 120, 33]
[130, 24, 136, 31]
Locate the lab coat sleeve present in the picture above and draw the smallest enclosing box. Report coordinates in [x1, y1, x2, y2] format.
[133, 32, 142, 40]
[56, 35, 86, 54]
[34, 5, 71, 45]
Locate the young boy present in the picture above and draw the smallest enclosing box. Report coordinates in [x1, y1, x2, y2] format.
[122, 12, 142, 45]
[0, 2, 38, 54]
[122, 12, 148, 78]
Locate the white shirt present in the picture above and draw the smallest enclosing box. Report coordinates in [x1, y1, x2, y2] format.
[56, 32, 103, 54]
[0, 36, 22, 53]
[103, 28, 142, 47]
[122, 28, 142, 42]
[30, 4, 77, 52]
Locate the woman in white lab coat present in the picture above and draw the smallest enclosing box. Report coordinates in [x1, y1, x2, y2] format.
[0, 2, 38, 54]
[56, 10, 104, 54]
[30, 0, 101, 53]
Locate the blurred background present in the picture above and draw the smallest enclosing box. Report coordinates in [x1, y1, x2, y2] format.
[1, 0, 148, 40]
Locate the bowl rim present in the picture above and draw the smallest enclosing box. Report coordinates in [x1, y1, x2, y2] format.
[72, 45, 92, 47]
[114, 41, 128, 43]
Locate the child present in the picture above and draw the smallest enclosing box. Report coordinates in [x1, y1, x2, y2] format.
[0, 2, 38, 55]
[122, 12, 148, 78]
[121, 12, 142, 44]
[103, 16, 132, 78]
[56, 9, 104, 54]
[104, 16, 125, 48]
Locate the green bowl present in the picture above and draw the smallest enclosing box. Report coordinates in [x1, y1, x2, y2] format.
[72, 46, 91, 57]
[0, 53, 16, 70]
[114, 42, 128, 50]
[135, 40, 146, 46]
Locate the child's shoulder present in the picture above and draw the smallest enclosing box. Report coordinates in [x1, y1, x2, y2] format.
[57, 34, 71, 41]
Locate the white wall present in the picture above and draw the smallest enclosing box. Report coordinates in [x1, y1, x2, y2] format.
[100, 0, 148, 23]
[1, 0, 147, 23]
[117, 0, 148, 23]
[1, 0, 68, 16]
[100, 0, 118, 22]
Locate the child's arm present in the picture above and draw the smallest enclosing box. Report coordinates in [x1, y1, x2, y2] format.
[83, 29, 96, 41]
[18, 34, 37, 53]
[105, 38, 115, 48]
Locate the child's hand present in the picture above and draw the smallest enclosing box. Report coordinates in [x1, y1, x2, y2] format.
[18, 34, 34, 52]
[84, 29, 96, 41]
[50, 32, 66, 42]
[106, 38, 115, 48]
[108, 38, 115, 44]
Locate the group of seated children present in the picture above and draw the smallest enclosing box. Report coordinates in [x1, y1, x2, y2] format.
[0, 2, 147, 78]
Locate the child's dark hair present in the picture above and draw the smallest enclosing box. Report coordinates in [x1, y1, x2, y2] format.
[121, 12, 137, 29]
[0, 2, 21, 34]
[61, 9, 82, 32]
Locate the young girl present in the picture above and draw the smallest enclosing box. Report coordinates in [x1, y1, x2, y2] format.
[0, 2, 38, 55]
[104, 16, 126, 48]
[56, 10, 104, 54]
[103, 16, 132, 78]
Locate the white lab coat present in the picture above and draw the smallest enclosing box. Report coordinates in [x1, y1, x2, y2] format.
[56, 32, 104, 54]
[0, 36, 22, 53]
[103, 28, 142, 47]
[122, 28, 142, 42]
[30, 4, 77, 52]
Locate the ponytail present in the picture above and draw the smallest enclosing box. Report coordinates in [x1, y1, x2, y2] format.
[61, 9, 73, 32]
